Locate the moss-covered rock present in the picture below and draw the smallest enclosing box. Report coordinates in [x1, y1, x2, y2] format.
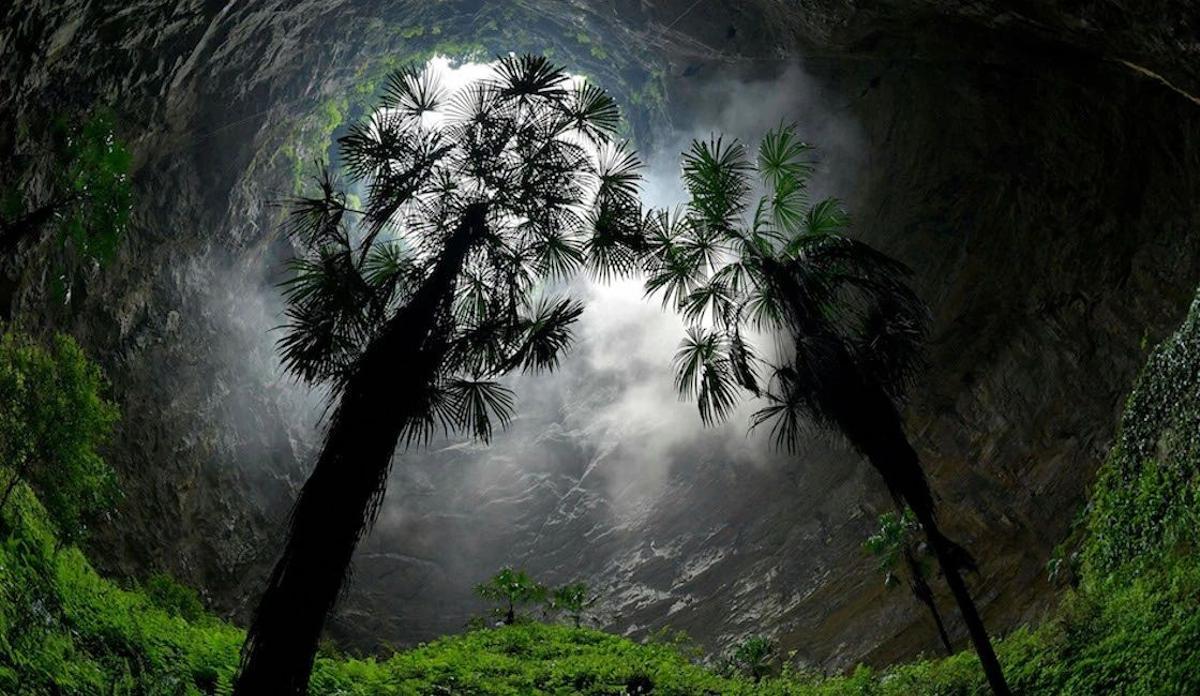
[1084, 291, 1200, 576]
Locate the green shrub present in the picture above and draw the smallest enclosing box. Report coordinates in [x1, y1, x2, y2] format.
[0, 331, 119, 546]
[4, 295, 1200, 693]
[143, 573, 206, 623]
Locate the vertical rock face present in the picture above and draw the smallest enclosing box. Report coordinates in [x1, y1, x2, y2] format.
[2, 0, 1198, 666]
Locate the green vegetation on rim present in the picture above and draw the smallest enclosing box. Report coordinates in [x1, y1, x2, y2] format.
[3, 289, 1200, 692]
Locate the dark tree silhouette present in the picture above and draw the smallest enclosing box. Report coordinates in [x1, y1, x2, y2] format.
[233, 55, 645, 694]
[645, 125, 1010, 694]
[865, 508, 954, 655]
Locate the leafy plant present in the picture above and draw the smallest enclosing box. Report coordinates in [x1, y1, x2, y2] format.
[865, 508, 954, 655]
[722, 636, 778, 683]
[475, 567, 548, 625]
[143, 572, 206, 622]
[236, 54, 645, 694]
[547, 581, 596, 627]
[0, 111, 132, 301]
[0, 331, 119, 546]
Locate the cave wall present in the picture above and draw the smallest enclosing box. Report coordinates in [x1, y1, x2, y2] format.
[2, 0, 1198, 668]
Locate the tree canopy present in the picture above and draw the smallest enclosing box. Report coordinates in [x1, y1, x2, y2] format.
[0, 331, 119, 545]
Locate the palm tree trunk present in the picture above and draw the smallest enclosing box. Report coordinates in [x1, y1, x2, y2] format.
[906, 550, 954, 656]
[911, 504, 1010, 695]
[233, 215, 483, 695]
[927, 596, 954, 657]
[829, 374, 1011, 695]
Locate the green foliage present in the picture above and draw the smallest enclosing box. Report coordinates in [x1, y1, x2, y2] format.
[2, 293, 1200, 692]
[143, 573, 206, 623]
[864, 508, 929, 589]
[2, 110, 132, 301]
[0, 332, 119, 546]
[723, 636, 778, 683]
[0, 486, 1198, 694]
[547, 582, 595, 628]
[0, 480, 244, 694]
[52, 110, 133, 265]
[474, 568, 547, 625]
[308, 623, 744, 696]
[1082, 292, 1200, 578]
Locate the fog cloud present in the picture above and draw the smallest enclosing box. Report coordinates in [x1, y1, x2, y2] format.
[209, 55, 867, 643]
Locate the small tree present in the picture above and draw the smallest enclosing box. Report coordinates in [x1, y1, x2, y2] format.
[723, 636, 777, 683]
[474, 567, 546, 625]
[547, 581, 595, 627]
[0, 111, 132, 301]
[865, 509, 954, 655]
[0, 331, 119, 544]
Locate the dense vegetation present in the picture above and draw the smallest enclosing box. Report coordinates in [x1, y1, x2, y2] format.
[2, 290, 1199, 693]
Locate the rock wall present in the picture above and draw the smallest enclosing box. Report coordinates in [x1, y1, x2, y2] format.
[1, 0, 1198, 668]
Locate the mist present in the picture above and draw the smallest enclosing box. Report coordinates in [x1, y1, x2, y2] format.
[213, 55, 870, 649]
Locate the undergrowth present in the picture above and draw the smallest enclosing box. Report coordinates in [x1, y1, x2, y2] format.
[3, 293, 1200, 693]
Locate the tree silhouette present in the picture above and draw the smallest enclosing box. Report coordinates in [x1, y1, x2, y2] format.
[645, 125, 1009, 694]
[475, 567, 547, 625]
[865, 508, 954, 655]
[233, 55, 645, 694]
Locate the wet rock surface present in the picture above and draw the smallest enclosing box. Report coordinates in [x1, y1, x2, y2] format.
[2, 0, 1198, 667]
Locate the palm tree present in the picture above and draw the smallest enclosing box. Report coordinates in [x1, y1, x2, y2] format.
[644, 125, 1010, 694]
[865, 508, 954, 655]
[233, 55, 645, 694]
[547, 581, 596, 627]
[474, 567, 547, 625]
[723, 636, 778, 683]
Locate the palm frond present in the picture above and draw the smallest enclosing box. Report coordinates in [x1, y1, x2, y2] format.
[494, 54, 569, 103]
[673, 327, 741, 425]
[681, 280, 733, 325]
[283, 168, 351, 248]
[338, 109, 409, 182]
[728, 330, 761, 394]
[583, 196, 643, 281]
[362, 240, 416, 296]
[380, 64, 446, 119]
[529, 229, 584, 280]
[506, 297, 584, 374]
[749, 365, 816, 453]
[802, 197, 850, 238]
[682, 136, 752, 233]
[594, 141, 642, 203]
[561, 81, 620, 146]
[445, 378, 516, 443]
[757, 124, 815, 194]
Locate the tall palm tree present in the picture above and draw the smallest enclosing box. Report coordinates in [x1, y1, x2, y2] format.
[644, 125, 1010, 694]
[233, 55, 645, 694]
[865, 508, 954, 655]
